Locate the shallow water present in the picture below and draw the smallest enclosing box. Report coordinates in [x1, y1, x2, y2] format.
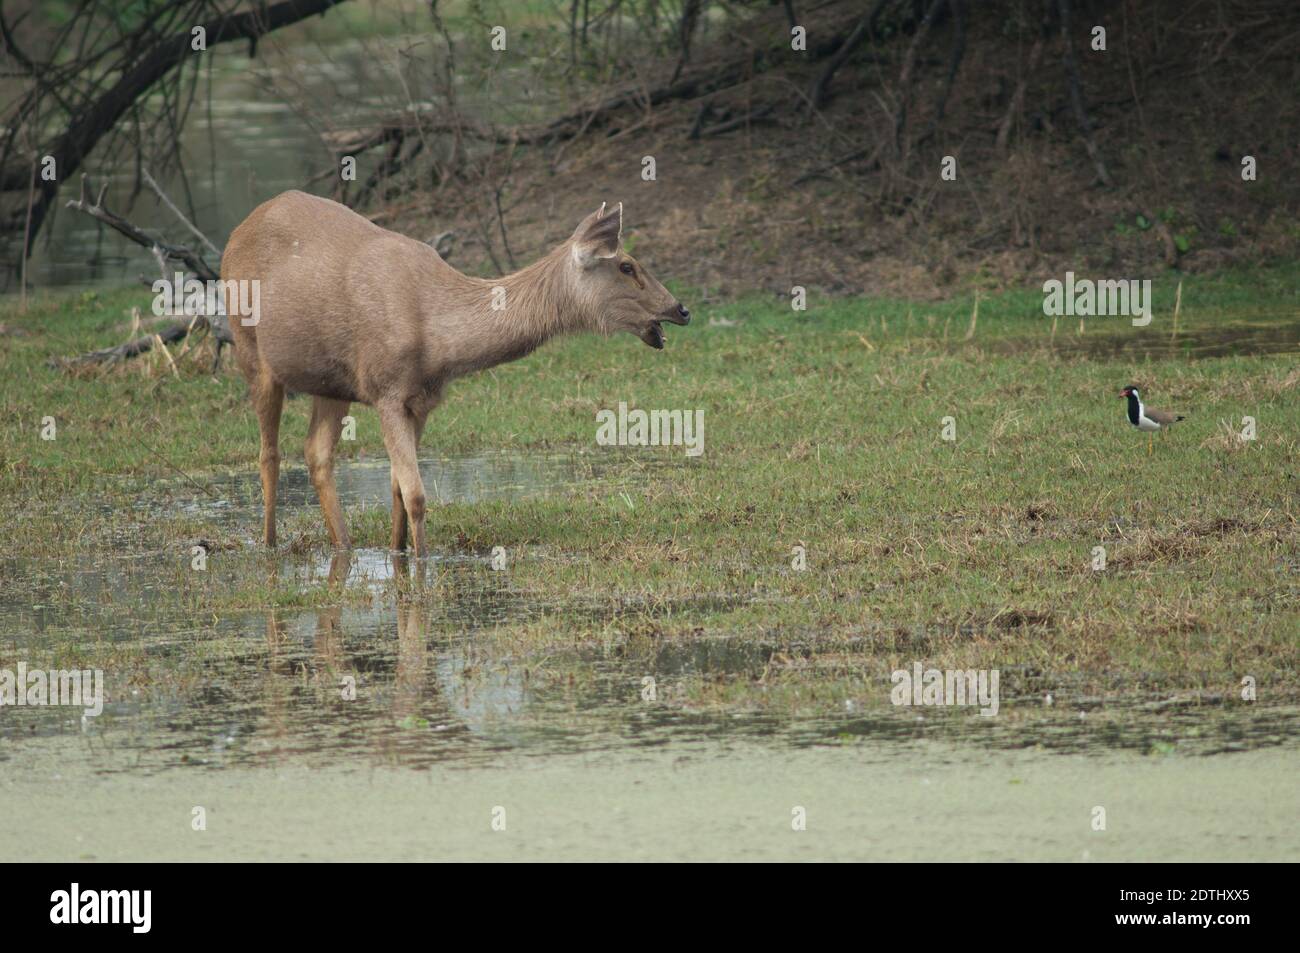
[4, 576, 1294, 771]
[174, 448, 645, 519]
[2, 449, 1297, 860]
[0, 449, 683, 648]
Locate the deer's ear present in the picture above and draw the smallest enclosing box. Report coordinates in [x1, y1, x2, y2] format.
[571, 202, 622, 267]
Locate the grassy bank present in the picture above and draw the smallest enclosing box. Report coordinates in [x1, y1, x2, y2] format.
[1, 266, 1297, 725]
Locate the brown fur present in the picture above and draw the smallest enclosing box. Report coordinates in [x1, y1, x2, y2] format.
[223, 191, 687, 554]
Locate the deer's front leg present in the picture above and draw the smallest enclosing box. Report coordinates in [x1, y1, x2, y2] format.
[380, 403, 427, 555]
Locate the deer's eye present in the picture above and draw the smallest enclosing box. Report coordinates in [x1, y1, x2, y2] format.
[619, 262, 635, 276]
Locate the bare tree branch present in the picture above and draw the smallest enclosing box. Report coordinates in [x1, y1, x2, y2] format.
[3, 0, 351, 249]
[1057, 0, 1111, 185]
[142, 168, 222, 258]
[810, 0, 894, 111]
[65, 174, 219, 281]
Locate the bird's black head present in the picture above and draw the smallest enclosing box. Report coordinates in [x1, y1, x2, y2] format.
[1119, 385, 1140, 399]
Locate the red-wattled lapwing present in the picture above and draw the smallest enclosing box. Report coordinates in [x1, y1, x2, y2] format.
[1119, 385, 1185, 454]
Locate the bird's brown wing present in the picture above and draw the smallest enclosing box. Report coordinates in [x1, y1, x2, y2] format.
[1146, 407, 1184, 426]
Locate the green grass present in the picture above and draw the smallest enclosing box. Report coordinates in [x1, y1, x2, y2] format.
[1, 265, 1298, 717]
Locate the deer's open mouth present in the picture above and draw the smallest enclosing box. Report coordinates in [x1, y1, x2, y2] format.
[640, 321, 665, 349]
[639, 304, 687, 349]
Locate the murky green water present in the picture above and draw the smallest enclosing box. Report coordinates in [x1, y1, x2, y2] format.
[4, 733, 1295, 861]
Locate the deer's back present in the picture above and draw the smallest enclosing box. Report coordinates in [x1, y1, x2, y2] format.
[223, 190, 446, 405]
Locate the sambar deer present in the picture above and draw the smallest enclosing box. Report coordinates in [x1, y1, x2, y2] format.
[222, 191, 688, 555]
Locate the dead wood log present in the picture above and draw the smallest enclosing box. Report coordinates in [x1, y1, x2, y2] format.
[49, 318, 197, 369]
[692, 105, 777, 139]
[793, 140, 887, 185]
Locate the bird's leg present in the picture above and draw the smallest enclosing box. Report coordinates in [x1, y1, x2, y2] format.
[1147, 433, 1153, 455]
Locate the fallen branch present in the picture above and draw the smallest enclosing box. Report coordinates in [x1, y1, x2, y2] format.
[63, 174, 233, 369]
[697, 105, 777, 138]
[142, 168, 222, 259]
[49, 318, 197, 368]
[65, 174, 219, 281]
[793, 140, 887, 185]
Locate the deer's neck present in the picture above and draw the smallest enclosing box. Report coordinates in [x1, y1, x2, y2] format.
[442, 248, 585, 376]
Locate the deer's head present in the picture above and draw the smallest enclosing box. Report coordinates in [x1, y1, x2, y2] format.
[568, 203, 689, 349]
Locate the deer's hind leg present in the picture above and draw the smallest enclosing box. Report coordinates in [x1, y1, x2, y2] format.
[306, 396, 352, 549]
[253, 376, 286, 548]
[390, 470, 407, 552]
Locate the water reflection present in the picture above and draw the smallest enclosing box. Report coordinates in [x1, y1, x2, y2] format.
[1, 449, 1295, 772]
[172, 450, 625, 525]
[4, 544, 1296, 772]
